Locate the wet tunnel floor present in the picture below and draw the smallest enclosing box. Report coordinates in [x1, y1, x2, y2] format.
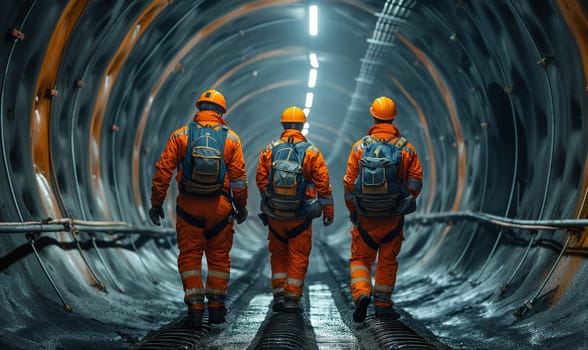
[133, 241, 446, 350]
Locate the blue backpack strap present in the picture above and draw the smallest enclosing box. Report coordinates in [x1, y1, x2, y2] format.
[200, 122, 229, 157]
[393, 136, 407, 149]
[217, 124, 229, 156]
[180, 122, 198, 185]
[294, 141, 311, 173]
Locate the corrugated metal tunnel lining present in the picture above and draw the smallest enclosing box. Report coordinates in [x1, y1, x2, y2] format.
[1, 0, 587, 349]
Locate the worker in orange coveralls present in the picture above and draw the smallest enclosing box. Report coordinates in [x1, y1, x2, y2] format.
[256, 106, 334, 313]
[343, 96, 423, 323]
[149, 89, 248, 328]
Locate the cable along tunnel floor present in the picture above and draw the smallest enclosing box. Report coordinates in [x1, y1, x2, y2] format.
[134, 240, 443, 349]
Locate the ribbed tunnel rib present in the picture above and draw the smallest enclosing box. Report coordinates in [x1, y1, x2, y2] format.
[1, 1, 587, 349]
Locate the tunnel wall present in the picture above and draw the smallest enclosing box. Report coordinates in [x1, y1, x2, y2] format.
[1, 0, 587, 348]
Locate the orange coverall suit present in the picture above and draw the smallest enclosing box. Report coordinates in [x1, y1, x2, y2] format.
[343, 123, 422, 308]
[256, 129, 334, 302]
[151, 110, 248, 312]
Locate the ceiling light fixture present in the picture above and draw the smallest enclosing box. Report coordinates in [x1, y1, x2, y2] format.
[309, 5, 318, 36]
[309, 52, 319, 68]
[305, 92, 314, 108]
[308, 68, 317, 88]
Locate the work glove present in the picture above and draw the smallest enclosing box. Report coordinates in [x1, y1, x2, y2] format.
[258, 213, 269, 226]
[234, 205, 248, 224]
[349, 211, 357, 225]
[149, 206, 165, 226]
[397, 195, 416, 215]
[323, 217, 333, 226]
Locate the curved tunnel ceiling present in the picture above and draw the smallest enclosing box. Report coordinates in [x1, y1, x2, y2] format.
[1, 0, 588, 349]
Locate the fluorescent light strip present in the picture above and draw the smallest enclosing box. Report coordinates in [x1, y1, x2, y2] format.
[305, 92, 314, 108]
[308, 68, 317, 88]
[303, 108, 311, 116]
[309, 5, 318, 36]
[309, 53, 319, 68]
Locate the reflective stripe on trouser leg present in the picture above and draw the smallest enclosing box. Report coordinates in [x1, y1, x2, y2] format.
[374, 232, 403, 308]
[283, 228, 312, 301]
[268, 228, 289, 296]
[284, 277, 304, 301]
[205, 270, 229, 307]
[374, 284, 394, 305]
[350, 228, 377, 303]
[272, 272, 288, 296]
[204, 222, 235, 308]
[177, 217, 206, 310]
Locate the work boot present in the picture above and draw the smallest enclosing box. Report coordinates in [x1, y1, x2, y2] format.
[208, 306, 226, 324]
[184, 309, 203, 329]
[272, 294, 286, 312]
[353, 295, 371, 323]
[375, 306, 400, 320]
[281, 297, 303, 314]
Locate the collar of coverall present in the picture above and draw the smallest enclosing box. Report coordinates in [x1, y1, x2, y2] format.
[367, 122, 400, 138]
[280, 129, 307, 142]
[193, 109, 229, 127]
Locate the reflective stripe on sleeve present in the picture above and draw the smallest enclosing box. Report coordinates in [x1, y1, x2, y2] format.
[318, 196, 333, 205]
[408, 178, 422, 192]
[230, 178, 247, 188]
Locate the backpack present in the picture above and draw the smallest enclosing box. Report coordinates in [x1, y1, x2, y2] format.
[181, 122, 228, 196]
[265, 138, 311, 212]
[354, 135, 408, 216]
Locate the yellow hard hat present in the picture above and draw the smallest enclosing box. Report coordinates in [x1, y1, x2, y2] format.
[280, 106, 307, 123]
[370, 96, 397, 120]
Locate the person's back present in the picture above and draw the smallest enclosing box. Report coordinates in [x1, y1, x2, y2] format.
[343, 96, 422, 323]
[256, 106, 334, 313]
[149, 89, 248, 328]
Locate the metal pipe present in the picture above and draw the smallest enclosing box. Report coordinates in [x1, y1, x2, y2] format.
[0, 223, 65, 233]
[407, 211, 588, 230]
[129, 237, 158, 285]
[500, 231, 537, 295]
[30, 238, 72, 312]
[0, 219, 174, 237]
[528, 234, 573, 303]
[68, 229, 106, 292]
[91, 236, 125, 293]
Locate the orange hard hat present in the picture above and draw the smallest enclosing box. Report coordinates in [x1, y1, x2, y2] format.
[196, 89, 227, 113]
[370, 96, 397, 120]
[280, 106, 307, 123]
